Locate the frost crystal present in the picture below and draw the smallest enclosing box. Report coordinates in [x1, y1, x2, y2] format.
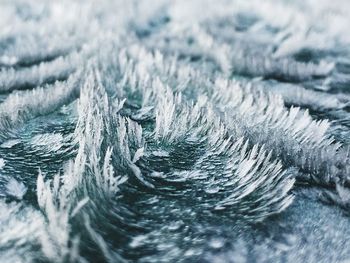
[0, 0, 350, 262]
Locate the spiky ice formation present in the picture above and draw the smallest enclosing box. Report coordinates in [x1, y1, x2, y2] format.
[0, 0, 350, 262]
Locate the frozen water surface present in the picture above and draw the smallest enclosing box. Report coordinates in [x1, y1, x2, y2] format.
[0, 0, 350, 262]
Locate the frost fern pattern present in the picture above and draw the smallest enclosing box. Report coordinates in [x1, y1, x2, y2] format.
[1, 0, 350, 262]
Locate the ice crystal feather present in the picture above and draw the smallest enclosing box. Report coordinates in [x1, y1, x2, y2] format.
[111, 45, 350, 187]
[1, 0, 350, 262]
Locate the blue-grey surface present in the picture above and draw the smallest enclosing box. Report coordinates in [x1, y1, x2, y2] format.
[0, 0, 350, 262]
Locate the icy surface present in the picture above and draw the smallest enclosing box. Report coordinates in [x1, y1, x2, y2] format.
[0, 0, 350, 262]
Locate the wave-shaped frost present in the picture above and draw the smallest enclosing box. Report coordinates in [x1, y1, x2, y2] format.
[1, 0, 350, 262]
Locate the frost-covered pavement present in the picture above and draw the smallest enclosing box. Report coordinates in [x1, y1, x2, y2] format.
[0, 0, 350, 262]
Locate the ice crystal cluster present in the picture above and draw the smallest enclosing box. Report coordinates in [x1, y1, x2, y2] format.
[1, 0, 350, 262]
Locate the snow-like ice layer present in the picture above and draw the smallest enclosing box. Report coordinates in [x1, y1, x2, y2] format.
[0, 0, 349, 262]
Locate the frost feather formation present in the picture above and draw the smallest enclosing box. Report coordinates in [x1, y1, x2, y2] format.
[0, 0, 350, 262]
